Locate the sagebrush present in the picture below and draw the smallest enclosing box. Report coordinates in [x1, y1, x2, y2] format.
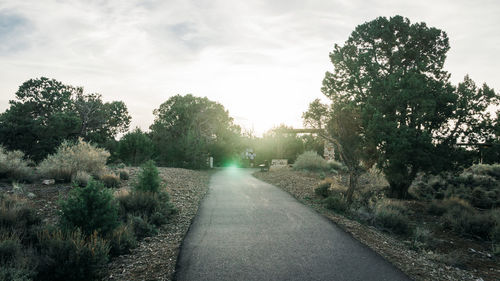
[38, 139, 109, 182]
[0, 147, 33, 182]
[293, 151, 328, 172]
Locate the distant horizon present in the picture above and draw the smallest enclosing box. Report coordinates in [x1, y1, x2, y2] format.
[1, 0, 499, 136]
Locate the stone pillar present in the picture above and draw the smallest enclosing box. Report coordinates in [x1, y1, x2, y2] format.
[324, 142, 335, 161]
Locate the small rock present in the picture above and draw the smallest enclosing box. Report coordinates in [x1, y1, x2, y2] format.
[42, 179, 55, 185]
[27, 192, 36, 199]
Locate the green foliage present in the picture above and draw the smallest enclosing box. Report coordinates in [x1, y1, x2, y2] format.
[100, 173, 120, 188]
[118, 169, 129, 180]
[293, 151, 327, 172]
[117, 128, 154, 166]
[71, 171, 91, 187]
[0, 77, 80, 162]
[315, 180, 331, 198]
[327, 160, 345, 172]
[492, 223, 500, 255]
[321, 15, 499, 199]
[0, 266, 33, 281]
[0, 77, 130, 162]
[59, 180, 119, 236]
[38, 139, 109, 182]
[150, 94, 241, 168]
[0, 194, 41, 244]
[36, 229, 109, 281]
[0, 236, 35, 281]
[323, 194, 348, 213]
[129, 216, 157, 240]
[411, 164, 500, 208]
[441, 201, 497, 240]
[373, 200, 412, 235]
[73, 93, 131, 145]
[427, 200, 447, 216]
[0, 147, 34, 182]
[107, 223, 136, 257]
[117, 191, 175, 224]
[135, 160, 161, 192]
[251, 125, 305, 165]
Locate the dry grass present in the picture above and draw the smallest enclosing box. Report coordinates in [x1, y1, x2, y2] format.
[38, 139, 109, 182]
[0, 146, 34, 182]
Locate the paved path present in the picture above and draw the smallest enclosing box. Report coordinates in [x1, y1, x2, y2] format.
[176, 168, 411, 281]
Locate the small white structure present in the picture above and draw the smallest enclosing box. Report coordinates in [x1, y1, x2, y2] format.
[271, 159, 288, 170]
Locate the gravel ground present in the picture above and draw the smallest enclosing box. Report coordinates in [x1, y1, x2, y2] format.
[253, 169, 487, 281]
[106, 167, 212, 281]
[0, 167, 212, 281]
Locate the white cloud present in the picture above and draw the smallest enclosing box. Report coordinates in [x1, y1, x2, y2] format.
[0, 0, 499, 135]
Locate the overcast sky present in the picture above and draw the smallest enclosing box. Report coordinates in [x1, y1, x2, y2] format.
[1, 0, 499, 135]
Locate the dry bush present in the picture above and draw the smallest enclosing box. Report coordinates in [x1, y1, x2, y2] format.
[36, 229, 109, 281]
[71, 171, 91, 187]
[100, 173, 120, 188]
[293, 151, 328, 172]
[373, 199, 412, 235]
[0, 147, 34, 182]
[0, 194, 41, 244]
[410, 164, 500, 208]
[38, 139, 109, 182]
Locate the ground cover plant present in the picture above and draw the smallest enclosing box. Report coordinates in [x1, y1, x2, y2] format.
[0, 144, 177, 281]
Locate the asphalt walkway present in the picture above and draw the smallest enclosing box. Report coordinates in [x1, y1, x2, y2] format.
[176, 168, 411, 281]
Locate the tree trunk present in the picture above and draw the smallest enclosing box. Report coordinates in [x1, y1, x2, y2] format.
[346, 171, 359, 204]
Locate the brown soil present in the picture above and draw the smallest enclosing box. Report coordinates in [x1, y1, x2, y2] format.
[254, 169, 499, 281]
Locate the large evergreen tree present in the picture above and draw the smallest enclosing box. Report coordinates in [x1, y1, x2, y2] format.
[0, 77, 131, 161]
[322, 16, 498, 198]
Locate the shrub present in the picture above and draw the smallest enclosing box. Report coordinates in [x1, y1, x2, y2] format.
[443, 207, 495, 240]
[373, 200, 412, 235]
[118, 169, 129, 180]
[135, 160, 161, 193]
[427, 200, 447, 216]
[71, 171, 91, 187]
[471, 187, 496, 209]
[100, 173, 120, 188]
[0, 147, 34, 182]
[118, 191, 175, 223]
[38, 139, 109, 182]
[59, 180, 119, 236]
[293, 151, 328, 172]
[323, 194, 348, 213]
[467, 164, 500, 180]
[0, 238, 21, 264]
[0, 266, 33, 281]
[107, 223, 136, 257]
[492, 223, 500, 255]
[434, 249, 469, 269]
[129, 216, 157, 240]
[315, 180, 331, 198]
[0, 236, 35, 281]
[327, 160, 345, 172]
[0, 194, 41, 244]
[411, 226, 434, 250]
[36, 229, 109, 281]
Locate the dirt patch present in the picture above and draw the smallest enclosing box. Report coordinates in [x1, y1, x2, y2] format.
[254, 169, 498, 281]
